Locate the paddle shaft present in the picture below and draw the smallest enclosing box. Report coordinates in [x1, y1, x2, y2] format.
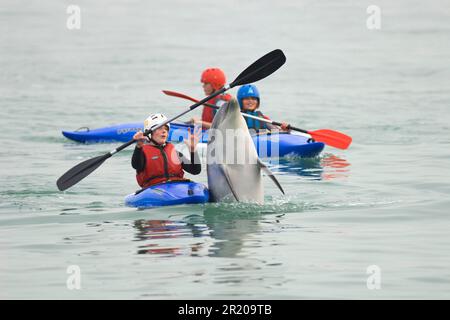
[154, 87, 227, 133]
[168, 93, 314, 138]
[57, 50, 287, 191]
[162, 90, 352, 149]
[112, 88, 229, 153]
[206, 101, 302, 128]
[200, 102, 352, 148]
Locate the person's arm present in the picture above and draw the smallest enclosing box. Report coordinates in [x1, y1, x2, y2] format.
[189, 116, 212, 129]
[132, 146, 146, 172]
[177, 151, 201, 175]
[132, 131, 147, 172]
[181, 126, 202, 174]
[257, 111, 290, 131]
[256, 111, 277, 130]
[201, 121, 212, 129]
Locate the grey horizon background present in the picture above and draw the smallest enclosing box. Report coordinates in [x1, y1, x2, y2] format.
[1, 0, 449, 299]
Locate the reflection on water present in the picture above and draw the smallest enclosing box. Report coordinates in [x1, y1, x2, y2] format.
[132, 154, 349, 257]
[202, 208, 264, 258]
[267, 153, 350, 180]
[134, 217, 210, 256]
[320, 154, 351, 180]
[133, 208, 271, 258]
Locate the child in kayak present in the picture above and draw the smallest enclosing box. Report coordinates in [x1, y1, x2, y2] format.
[132, 113, 201, 188]
[189, 68, 232, 129]
[237, 84, 291, 133]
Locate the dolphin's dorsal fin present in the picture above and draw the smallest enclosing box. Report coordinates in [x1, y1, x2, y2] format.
[257, 159, 285, 195]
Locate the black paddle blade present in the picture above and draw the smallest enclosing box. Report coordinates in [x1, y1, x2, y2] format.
[56, 154, 110, 191]
[230, 49, 286, 88]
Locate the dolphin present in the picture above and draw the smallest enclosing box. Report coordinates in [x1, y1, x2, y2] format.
[206, 97, 284, 204]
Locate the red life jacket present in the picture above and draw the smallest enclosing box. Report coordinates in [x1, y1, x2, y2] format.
[201, 93, 232, 125]
[136, 143, 185, 187]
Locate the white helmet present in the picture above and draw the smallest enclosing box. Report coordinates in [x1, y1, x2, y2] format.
[144, 113, 170, 132]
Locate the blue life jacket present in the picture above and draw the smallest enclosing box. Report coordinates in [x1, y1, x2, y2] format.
[242, 110, 268, 131]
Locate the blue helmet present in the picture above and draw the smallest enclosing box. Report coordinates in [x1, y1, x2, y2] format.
[237, 84, 260, 109]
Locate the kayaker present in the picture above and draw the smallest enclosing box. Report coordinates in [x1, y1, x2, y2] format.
[237, 84, 291, 133]
[189, 68, 232, 129]
[132, 113, 202, 188]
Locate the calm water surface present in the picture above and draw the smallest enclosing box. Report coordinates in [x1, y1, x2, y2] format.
[1, 0, 449, 299]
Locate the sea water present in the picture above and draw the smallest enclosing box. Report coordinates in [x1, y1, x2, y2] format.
[1, 0, 449, 299]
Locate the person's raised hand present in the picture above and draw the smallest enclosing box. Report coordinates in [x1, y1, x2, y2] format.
[184, 126, 201, 152]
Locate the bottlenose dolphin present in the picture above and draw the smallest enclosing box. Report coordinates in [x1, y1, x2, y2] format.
[206, 98, 284, 204]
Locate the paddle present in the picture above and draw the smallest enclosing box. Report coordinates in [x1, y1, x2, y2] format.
[56, 49, 287, 191]
[162, 90, 352, 150]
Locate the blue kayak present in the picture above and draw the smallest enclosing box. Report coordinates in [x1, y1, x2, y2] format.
[252, 132, 324, 158]
[62, 122, 324, 158]
[125, 181, 210, 208]
[62, 122, 209, 144]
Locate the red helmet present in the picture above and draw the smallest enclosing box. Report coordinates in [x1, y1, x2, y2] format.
[201, 68, 226, 90]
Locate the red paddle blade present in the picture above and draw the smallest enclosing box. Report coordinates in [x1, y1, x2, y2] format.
[162, 90, 199, 103]
[309, 129, 352, 150]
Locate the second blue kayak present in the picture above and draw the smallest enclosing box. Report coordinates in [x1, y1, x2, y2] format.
[62, 122, 209, 144]
[62, 122, 324, 158]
